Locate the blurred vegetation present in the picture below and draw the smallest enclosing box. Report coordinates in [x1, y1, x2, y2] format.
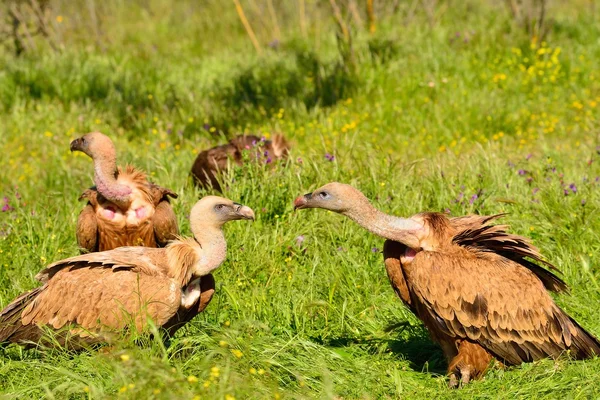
[1, 0, 600, 398]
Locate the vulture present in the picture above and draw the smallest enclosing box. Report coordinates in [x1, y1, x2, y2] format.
[191, 134, 290, 191]
[0, 196, 254, 349]
[71, 132, 179, 252]
[294, 182, 600, 387]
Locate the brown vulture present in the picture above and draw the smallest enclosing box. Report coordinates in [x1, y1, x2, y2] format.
[294, 182, 600, 387]
[71, 132, 179, 253]
[191, 134, 290, 191]
[0, 196, 254, 349]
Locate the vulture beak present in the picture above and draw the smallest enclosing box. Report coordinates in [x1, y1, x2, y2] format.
[70, 138, 81, 152]
[293, 193, 312, 210]
[234, 203, 255, 220]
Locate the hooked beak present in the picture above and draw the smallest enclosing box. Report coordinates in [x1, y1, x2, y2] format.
[293, 193, 312, 210]
[70, 138, 81, 152]
[234, 203, 255, 220]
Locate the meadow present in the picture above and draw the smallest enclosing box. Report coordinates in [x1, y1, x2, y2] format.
[1, 0, 600, 398]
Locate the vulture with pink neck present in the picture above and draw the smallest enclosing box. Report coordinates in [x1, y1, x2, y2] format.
[71, 132, 179, 252]
[191, 134, 290, 191]
[0, 196, 254, 348]
[294, 182, 600, 387]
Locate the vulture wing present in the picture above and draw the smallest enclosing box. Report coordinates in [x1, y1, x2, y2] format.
[76, 190, 99, 253]
[164, 274, 216, 336]
[0, 248, 180, 346]
[149, 184, 179, 247]
[407, 247, 600, 365]
[452, 214, 568, 293]
[36, 246, 169, 282]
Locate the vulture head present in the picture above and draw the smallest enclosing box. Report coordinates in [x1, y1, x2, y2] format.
[70, 132, 116, 160]
[293, 182, 365, 214]
[190, 196, 255, 231]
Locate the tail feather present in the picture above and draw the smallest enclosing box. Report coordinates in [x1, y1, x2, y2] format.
[569, 316, 600, 360]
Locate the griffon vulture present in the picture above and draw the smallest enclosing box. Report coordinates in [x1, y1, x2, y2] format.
[71, 132, 179, 252]
[294, 182, 600, 387]
[0, 196, 254, 348]
[191, 134, 290, 191]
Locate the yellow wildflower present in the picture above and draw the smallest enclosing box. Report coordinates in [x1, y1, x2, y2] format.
[231, 349, 243, 358]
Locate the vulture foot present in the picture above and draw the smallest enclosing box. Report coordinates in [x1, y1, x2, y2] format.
[447, 340, 493, 387]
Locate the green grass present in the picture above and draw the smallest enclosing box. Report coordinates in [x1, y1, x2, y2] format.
[1, 0, 600, 398]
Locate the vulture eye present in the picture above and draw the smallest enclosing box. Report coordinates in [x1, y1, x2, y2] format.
[81, 138, 87, 144]
[318, 191, 329, 199]
[215, 204, 226, 211]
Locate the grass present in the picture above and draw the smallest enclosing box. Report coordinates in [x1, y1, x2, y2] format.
[1, 0, 600, 398]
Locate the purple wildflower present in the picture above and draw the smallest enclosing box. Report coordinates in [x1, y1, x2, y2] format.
[569, 183, 577, 193]
[203, 123, 210, 131]
[297, 157, 303, 164]
[295, 235, 305, 247]
[533, 188, 540, 194]
[469, 194, 478, 204]
[372, 247, 380, 253]
[325, 153, 335, 162]
[507, 161, 515, 168]
[265, 157, 272, 164]
[1, 197, 13, 212]
[518, 169, 526, 176]
[526, 153, 533, 160]
[596, 177, 600, 182]
[526, 177, 533, 183]
[563, 189, 569, 196]
[251, 140, 257, 146]
[444, 208, 451, 214]
[581, 199, 587, 206]
[166, 128, 172, 134]
[268, 39, 280, 50]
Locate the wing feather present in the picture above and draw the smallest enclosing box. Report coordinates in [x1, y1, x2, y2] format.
[150, 187, 179, 247]
[407, 248, 600, 364]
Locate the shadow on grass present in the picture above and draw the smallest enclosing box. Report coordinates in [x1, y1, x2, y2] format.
[311, 322, 448, 377]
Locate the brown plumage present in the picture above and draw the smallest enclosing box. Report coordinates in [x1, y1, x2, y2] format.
[191, 134, 290, 191]
[71, 132, 179, 253]
[294, 182, 600, 387]
[0, 196, 254, 349]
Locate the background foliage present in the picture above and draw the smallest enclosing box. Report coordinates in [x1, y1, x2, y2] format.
[1, 0, 600, 398]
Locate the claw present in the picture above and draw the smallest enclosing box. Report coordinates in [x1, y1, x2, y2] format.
[448, 373, 459, 389]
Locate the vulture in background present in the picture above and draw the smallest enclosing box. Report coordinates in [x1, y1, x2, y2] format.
[0, 196, 254, 349]
[294, 182, 600, 387]
[71, 132, 179, 253]
[191, 134, 290, 191]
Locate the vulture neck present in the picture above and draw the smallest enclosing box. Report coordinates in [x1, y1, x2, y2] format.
[191, 221, 227, 275]
[92, 153, 132, 208]
[342, 197, 423, 250]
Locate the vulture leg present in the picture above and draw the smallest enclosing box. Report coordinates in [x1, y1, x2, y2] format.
[447, 340, 493, 387]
